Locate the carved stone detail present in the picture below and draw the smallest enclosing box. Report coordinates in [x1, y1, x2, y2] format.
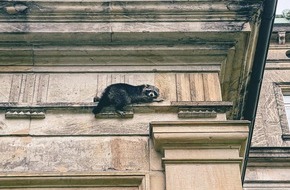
[5, 110, 45, 119]
[282, 9, 290, 20]
[278, 31, 286, 45]
[178, 108, 217, 118]
[4, 4, 28, 15]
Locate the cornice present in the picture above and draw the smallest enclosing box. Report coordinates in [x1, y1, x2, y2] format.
[0, 0, 262, 22]
[0, 44, 232, 66]
[247, 147, 290, 166]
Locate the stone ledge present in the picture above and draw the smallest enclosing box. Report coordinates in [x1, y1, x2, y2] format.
[243, 181, 290, 189]
[0, 22, 251, 34]
[247, 147, 290, 166]
[0, 101, 233, 113]
[0, 173, 146, 188]
[178, 108, 217, 118]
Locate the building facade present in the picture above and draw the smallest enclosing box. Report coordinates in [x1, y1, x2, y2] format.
[0, 0, 278, 189]
[244, 11, 290, 190]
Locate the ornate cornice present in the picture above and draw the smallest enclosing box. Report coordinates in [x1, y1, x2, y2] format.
[0, 1, 262, 22]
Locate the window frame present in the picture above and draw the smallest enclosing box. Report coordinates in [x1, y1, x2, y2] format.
[283, 93, 290, 129]
[274, 83, 290, 140]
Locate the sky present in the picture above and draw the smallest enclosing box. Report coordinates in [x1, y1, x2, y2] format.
[276, 0, 290, 14]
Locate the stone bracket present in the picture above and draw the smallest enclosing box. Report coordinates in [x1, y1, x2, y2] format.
[5, 109, 45, 119]
[178, 108, 217, 118]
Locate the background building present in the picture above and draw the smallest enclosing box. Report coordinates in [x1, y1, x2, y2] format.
[244, 9, 290, 190]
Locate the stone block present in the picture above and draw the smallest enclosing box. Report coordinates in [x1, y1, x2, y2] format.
[149, 171, 165, 190]
[166, 164, 242, 190]
[0, 74, 12, 102]
[0, 113, 30, 135]
[47, 74, 98, 103]
[46, 73, 154, 103]
[149, 139, 163, 171]
[0, 137, 149, 174]
[29, 112, 226, 136]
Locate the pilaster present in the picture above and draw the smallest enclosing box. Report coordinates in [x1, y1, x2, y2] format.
[151, 121, 249, 190]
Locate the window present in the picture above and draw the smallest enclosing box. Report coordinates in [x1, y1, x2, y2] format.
[283, 95, 290, 128]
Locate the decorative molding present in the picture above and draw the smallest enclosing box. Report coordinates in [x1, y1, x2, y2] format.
[0, 173, 146, 189]
[247, 147, 290, 166]
[282, 133, 290, 140]
[4, 4, 28, 15]
[278, 31, 286, 45]
[0, 1, 262, 22]
[266, 63, 290, 70]
[5, 109, 45, 119]
[178, 108, 217, 118]
[282, 9, 290, 20]
[0, 44, 230, 66]
[0, 65, 221, 73]
[243, 181, 290, 189]
[245, 148, 290, 188]
[172, 101, 233, 112]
